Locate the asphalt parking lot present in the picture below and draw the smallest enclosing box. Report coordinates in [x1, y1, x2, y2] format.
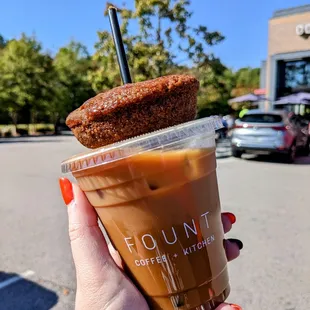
[0, 136, 309, 309]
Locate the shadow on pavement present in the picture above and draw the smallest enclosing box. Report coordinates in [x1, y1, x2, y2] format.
[243, 154, 310, 165]
[0, 139, 65, 144]
[0, 135, 67, 144]
[0, 271, 58, 310]
[216, 154, 232, 159]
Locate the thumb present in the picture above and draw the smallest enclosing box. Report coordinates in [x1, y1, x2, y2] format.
[59, 178, 119, 283]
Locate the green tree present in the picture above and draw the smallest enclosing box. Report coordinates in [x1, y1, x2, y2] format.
[0, 34, 6, 49]
[231, 67, 260, 97]
[196, 62, 236, 116]
[134, 0, 224, 68]
[0, 34, 52, 131]
[89, 4, 165, 91]
[52, 41, 95, 132]
[0, 34, 8, 124]
[90, 0, 225, 92]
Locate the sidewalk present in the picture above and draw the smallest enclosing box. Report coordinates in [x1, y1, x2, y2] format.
[0, 134, 73, 144]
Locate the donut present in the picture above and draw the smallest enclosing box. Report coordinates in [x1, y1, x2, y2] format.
[66, 75, 199, 149]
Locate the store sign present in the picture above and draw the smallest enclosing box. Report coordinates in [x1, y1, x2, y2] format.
[296, 24, 310, 36]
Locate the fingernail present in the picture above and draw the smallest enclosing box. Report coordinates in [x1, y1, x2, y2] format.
[59, 178, 74, 205]
[228, 238, 243, 250]
[223, 212, 236, 224]
[230, 304, 242, 310]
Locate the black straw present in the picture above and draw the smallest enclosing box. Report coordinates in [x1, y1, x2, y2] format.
[108, 6, 132, 84]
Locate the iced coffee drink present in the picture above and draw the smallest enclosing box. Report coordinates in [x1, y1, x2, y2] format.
[62, 116, 229, 309]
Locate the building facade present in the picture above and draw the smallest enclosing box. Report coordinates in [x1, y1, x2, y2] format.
[262, 5, 310, 108]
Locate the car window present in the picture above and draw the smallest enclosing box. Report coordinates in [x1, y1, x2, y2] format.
[241, 114, 283, 123]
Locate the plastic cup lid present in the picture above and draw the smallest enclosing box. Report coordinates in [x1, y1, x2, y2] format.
[61, 116, 223, 174]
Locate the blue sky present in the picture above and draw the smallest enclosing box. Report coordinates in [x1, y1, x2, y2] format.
[1, 0, 310, 70]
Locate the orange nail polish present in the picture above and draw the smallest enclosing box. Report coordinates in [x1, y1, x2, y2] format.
[59, 178, 74, 205]
[230, 304, 242, 310]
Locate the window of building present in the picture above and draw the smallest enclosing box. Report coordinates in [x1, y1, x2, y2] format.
[276, 58, 310, 98]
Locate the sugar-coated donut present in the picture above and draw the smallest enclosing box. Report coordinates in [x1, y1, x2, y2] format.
[66, 75, 199, 149]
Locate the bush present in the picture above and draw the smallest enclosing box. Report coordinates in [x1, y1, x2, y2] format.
[16, 128, 29, 136]
[36, 127, 53, 134]
[4, 130, 12, 137]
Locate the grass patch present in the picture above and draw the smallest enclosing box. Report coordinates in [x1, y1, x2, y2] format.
[0, 124, 54, 137]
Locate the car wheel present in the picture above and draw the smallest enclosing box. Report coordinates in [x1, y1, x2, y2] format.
[286, 144, 297, 163]
[232, 149, 243, 158]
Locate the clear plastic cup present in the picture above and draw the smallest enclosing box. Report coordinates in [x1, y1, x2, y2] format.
[61, 117, 229, 310]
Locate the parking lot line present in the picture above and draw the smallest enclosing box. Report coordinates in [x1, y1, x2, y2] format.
[0, 270, 35, 291]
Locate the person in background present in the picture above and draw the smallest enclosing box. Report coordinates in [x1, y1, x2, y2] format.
[221, 116, 228, 139]
[224, 114, 235, 130]
[239, 106, 249, 119]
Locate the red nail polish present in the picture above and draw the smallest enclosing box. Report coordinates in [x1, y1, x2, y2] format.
[230, 304, 242, 310]
[59, 178, 74, 205]
[223, 212, 236, 224]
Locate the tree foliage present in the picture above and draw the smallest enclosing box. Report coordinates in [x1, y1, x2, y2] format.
[0, 2, 260, 133]
[231, 67, 260, 97]
[0, 34, 52, 127]
[90, 0, 225, 91]
[0, 34, 6, 49]
[52, 41, 95, 126]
